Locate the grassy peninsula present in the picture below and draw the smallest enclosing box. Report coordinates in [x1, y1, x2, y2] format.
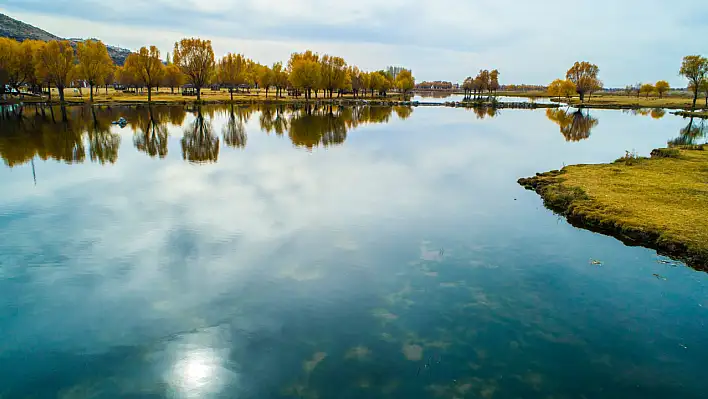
[519, 146, 708, 270]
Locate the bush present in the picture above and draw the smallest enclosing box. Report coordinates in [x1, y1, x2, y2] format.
[650, 148, 681, 158]
[614, 150, 646, 166]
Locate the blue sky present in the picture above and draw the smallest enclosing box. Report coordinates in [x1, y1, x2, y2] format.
[1, 0, 706, 87]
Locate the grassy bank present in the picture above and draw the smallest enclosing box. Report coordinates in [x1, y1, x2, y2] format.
[518, 146, 708, 270]
[555, 93, 707, 110]
[2, 88, 405, 105]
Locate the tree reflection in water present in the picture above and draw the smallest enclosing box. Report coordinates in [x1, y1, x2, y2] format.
[181, 107, 219, 163]
[133, 106, 170, 158]
[546, 108, 599, 142]
[222, 105, 248, 149]
[0, 103, 414, 166]
[88, 107, 121, 164]
[669, 117, 707, 147]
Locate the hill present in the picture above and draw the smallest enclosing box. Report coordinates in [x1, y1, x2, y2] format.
[0, 13, 131, 65]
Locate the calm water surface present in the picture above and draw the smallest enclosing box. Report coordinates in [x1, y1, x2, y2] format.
[0, 104, 706, 398]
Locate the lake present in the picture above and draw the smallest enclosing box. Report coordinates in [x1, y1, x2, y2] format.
[0, 104, 706, 398]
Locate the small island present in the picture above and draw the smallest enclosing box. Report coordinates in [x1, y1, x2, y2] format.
[519, 145, 708, 270]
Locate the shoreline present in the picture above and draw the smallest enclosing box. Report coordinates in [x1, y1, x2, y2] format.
[518, 147, 708, 271]
[1, 97, 562, 109]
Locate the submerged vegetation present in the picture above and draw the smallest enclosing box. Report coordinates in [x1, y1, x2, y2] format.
[519, 144, 708, 270]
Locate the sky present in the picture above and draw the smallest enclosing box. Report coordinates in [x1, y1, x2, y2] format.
[1, 0, 706, 87]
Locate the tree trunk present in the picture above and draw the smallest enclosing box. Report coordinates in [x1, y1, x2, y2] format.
[48, 83, 52, 102]
[171, 86, 175, 94]
[265, 87, 268, 98]
[148, 86, 152, 103]
[579, 91, 585, 102]
[230, 87, 234, 102]
[89, 84, 94, 102]
[58, 85, 65, 103]
[197, 87, 201, 101]
[692, 89, 698, 110]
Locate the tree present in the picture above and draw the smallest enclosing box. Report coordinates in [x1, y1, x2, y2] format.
[173, 38, 215, 101]
[125, 46, 164, 103]
[679, 55, 708, 110]
[560, 79, 576, 101]
[257, 64, 274, 97]
[624, 85, 633, 96]
[76, 40, 113, 102]
[35, 40, 75, 103]
[699, 79, 708, 107]
[272, 62, 289, 98]
[489, 69, 500, 93]
[163, 64, 184, 94]
[288, 51, 321, 100]
[566, 61, 599, 102]
[639, 83, 655, 98]
[218, 53, 247, 101]
[655, 80, 670, 98]
[0, 38, 38, 95]
[395, 69, 415, 96]
[320, 55, 347, 98]
[547, 79, 564, 100]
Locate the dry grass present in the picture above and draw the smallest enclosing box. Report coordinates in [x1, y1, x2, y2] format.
[520, 146, 708, 269]
[558, 93, 707, 109]
[18, 87, 403, 104]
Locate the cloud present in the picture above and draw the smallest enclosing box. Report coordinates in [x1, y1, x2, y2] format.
[1, 0, 706, 86]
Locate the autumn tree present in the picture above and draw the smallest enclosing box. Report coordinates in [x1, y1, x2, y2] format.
[124, 46, 164, 103]
[395, 69, 415, 96]
[348, 67, 363, 97]
[288, 51, 320, 100]
[320, 55, 347, 98]
[257, 64, 274, 97]
[0, 38, 38, 95]
[652, 80, 669, 98]
[639, 83, 655, 98]
[547, 79, 564, 100]
[272, 62, 289, 98]
[489, 69, 500, 93]
[76, 40, 113, 101]
[680, 55, 708, 109]
[162, 64, 184, 94]
[35, 40, 75, 103]
[218, 53, 247, 101]
[566, 61, 600, 102]
[173, 38, 215, 101]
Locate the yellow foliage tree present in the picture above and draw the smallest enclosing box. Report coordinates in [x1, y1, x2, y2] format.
[163, 64, 185, 94]
[639, 83, 655, 98]
[218, 53, 248, 100]
[173, 38, 215, 101]
[272, 61, 289, 98]
[288, 51, 321, 100]
[320, 55, 347, 98]
[655, 80, 670, 98]
[35, 40, 75, 103]
[566, 61, 600, 102]
[395, 69, 415, 96]
[76, 40, 113, 101]
[125, 46, 164, 102]
[257, 64, 274, 97]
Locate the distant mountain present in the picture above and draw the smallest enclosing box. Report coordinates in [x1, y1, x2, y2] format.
[0, 13, 131, 65]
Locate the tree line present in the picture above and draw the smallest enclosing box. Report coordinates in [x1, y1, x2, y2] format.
[462, 69, 500, 97]
[0, 37, 416, 103]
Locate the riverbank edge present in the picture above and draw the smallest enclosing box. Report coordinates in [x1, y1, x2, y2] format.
[552, 98, 707, 111]
[1, 97, 562, 109]
[517, 156, 708, 271]
[672, 110, 708, 119]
